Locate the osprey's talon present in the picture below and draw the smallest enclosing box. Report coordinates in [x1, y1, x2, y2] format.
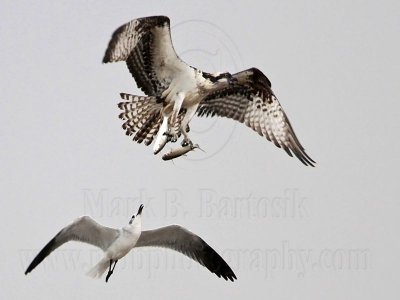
[181, 138, 193, 147]
[162, 131, 172, 142]
[163, 130, 178, 143]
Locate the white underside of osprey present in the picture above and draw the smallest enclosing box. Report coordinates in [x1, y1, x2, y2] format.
[153, 67, 212, 158]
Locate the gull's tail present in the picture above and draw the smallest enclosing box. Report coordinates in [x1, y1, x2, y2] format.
[87, 257, 109, 279]
[118, 93, 163, 146]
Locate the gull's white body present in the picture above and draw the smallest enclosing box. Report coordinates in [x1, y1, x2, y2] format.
[87, 220, 142, 278]
[106, 225, 141, 258]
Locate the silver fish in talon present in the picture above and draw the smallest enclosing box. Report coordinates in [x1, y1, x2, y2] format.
[162, 144, 201, 161]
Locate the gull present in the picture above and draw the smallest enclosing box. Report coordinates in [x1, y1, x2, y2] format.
[24, 204, 237, 282]
[103, 15, 315, 166]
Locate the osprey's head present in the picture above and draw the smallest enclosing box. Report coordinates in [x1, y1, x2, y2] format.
[213, 72, 237, 84]
[129, 204, 144, 225]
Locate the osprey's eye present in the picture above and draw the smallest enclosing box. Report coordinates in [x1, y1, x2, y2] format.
[131, 215, 135, 219]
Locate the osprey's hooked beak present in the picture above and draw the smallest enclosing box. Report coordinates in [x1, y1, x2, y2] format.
[224, 73, 237, 84]
[136, 204, 144, 216]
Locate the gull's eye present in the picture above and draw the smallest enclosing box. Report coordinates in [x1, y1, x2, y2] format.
[129, 215, 135, 224]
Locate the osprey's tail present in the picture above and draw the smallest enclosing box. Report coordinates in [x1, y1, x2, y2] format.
[86, 257, 109, 279]
[118, 93, 163, 146]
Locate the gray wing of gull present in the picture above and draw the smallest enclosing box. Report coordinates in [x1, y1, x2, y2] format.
[25, 216, 120, 274]
[136, 225, 237, 281]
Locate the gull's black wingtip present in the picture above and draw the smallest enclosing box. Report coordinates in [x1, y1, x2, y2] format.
[25, 261, 34, 275]
[211, 257, 237, 282]
[218, 271, 237, 282]
[24, 235, 58, 276]
[228, 271, 237, 282]
[24, 261, 35, 275]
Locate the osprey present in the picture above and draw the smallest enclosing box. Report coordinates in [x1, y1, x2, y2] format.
[103, 16, 315, 166]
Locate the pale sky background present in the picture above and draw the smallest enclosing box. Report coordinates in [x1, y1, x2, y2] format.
[1, 1, 400, 299]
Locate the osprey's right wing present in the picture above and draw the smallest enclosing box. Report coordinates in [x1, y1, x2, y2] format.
[103, 16, 190, 97]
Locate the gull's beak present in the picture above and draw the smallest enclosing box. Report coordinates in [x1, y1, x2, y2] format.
[137, 204, 144, 216]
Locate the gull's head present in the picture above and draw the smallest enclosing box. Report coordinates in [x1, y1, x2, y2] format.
[129, 204, 144, 225]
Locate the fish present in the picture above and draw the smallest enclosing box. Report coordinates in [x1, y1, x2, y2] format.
[162, 144, 200, 161]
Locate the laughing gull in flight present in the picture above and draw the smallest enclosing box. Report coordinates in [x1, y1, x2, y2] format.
[25, 204, 237, 282]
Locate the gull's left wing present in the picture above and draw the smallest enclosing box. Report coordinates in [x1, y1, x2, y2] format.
[136, 225, 237, 281]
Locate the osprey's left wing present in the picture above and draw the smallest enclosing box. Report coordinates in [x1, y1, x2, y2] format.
[197, 68, 315, 166]
[103, 16, 190, 97]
